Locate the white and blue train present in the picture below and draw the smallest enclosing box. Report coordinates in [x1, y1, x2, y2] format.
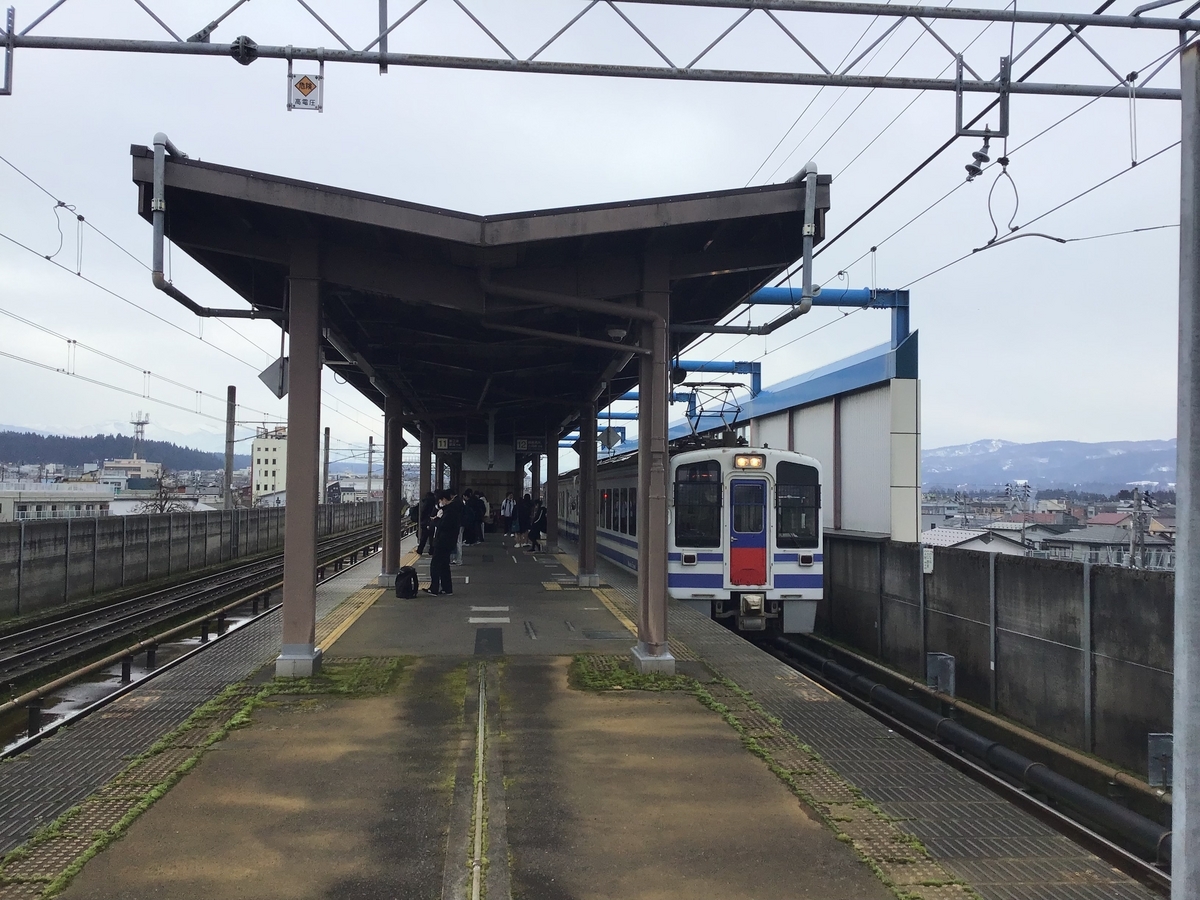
[558, 445, 823, 634]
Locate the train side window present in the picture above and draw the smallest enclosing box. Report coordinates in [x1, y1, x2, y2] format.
[674, 460, 721, 548]
[619, 488, 628, 534]
[629, 487, 637, 536]
[776, 461, 820, 548]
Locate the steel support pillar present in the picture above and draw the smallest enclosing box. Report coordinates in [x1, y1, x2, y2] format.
[545, 428, 559, 549]
[531, 453, 542, 500]
[1173, 42, 1200, 900]
[419, 428, 432, 496]
[224, 385, 235, 510]
[322, 426, 331, 504]
[577, 404, 599, 587]
[277, 244, 322, 677]
[380, 397, 405, 585]
[633, 254, 675, 674]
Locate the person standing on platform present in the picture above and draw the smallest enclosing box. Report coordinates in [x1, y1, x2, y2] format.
[451, 490, 466, 565]
[461, 489, 478, 546]
[470, 491, 487, 544]
[527, 499, 547, 553]
[427, 490, 460, 595]
[416, 491, 437, 555]
[500, 492, 515, 536]
[517, 492, 532, 548]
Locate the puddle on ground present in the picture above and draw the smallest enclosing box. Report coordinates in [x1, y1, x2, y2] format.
[0, 596, 272, 755]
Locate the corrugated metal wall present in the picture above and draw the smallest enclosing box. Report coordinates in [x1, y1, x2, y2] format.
[839, 385, 893, 534]
[754, 412, 789, 450]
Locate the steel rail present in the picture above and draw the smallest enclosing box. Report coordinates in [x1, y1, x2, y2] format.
[764, 638, 1171, 895]
[5, 36, 1183, 101]
[0, 524, 379, 656]
[0, 525, 390, 721]
[0, 532, 390, 761]
[0, 525, 382, 685]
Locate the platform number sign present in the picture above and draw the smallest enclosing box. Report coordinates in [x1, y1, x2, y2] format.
[287, 58, 324, 112]
[515, 437, 547, 452]
[435, 436, 466, 452]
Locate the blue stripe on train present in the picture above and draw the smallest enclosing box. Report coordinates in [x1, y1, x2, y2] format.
[773, 574, 824, 588]
[773, 553, 825, 562]
[667, 552, 724, 562]
[667, 573, 725, 588]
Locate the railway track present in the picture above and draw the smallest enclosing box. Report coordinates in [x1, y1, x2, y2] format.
[762, 635, 1171, 897]
[0, 524, 384, 686]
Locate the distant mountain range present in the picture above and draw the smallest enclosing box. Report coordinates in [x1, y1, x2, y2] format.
[0, 431, 250, 472]
[923, 439, 1176, 491]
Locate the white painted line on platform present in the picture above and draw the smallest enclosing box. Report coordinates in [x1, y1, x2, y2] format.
[472, 606, 510, 612]
[512, 555, 518, 563]
[468, 617, 511, 624]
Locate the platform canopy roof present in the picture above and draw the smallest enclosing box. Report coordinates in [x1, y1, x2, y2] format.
[131, 145, 830, 443]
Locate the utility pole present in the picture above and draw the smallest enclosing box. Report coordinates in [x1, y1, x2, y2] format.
[322, 427, 330, 505]
[224, 386, 236, 510]
[367, 436, 374, 500]
[1129, 487, 1145, 568]
[1173, 41, 1200, 900]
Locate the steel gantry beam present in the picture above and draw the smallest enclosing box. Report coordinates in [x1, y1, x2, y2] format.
[2, 0, 1195, 102]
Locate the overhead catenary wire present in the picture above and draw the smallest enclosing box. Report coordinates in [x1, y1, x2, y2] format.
[0, 303, 288, 424]
[744, 1, 899, 186]
[691, 0, 1123, 364]
[899, 140, 1181, 289]
[0, 155, 386, 432]
[0, 227, 383, 436]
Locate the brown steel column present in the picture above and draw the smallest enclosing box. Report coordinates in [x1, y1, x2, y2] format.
[277, 244, 322, 677]
[633, 254, 675, 674]
[577, 404, 599, 586]
[381, 398, 405, 583]
[515, 453, 525, 497]
[531, 453, 542, 500]
[545, 429, 559, 549]
[419, 428, 432, 496]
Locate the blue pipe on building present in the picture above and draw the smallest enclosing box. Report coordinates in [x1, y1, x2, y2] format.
[676, 359, 762, 396]
[618, 390, 692, 402]
[749, 286, 910, 348]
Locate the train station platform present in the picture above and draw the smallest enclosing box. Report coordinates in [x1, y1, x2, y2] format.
[0, 537, 1164, 900]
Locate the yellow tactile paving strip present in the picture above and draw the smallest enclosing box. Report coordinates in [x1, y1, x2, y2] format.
[317, 585, 386, 652]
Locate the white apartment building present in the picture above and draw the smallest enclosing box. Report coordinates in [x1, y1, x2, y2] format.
[100, 458, 163, 482]
[0, 482, 115, 522]
[252, 427, 287, 505]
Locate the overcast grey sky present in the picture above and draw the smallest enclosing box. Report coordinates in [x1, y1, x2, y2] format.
[0, 0, 1185, 459]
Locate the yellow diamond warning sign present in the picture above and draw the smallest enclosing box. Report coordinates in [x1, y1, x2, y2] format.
[288, 72, 323, 111]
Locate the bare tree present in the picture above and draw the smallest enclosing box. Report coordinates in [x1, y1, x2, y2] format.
[134, 469, 192, 515]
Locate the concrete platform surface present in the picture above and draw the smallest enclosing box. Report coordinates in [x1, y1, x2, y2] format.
[59, 655, 892, 900]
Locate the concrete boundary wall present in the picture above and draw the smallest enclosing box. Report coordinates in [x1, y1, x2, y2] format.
[825, 533, 1173, 775]
[0, 502, 381, 620]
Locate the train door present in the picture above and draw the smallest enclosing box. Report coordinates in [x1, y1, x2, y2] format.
[728, 478, 769, 586]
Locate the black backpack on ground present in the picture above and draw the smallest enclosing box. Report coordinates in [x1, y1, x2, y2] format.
[396, 565, 419, 599]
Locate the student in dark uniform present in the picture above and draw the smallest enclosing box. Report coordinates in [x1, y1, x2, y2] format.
[527, 499, 547, 553]
[427, 490, 461, 595]
[416, 491, 437, 555]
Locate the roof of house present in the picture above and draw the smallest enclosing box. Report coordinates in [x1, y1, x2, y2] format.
[1043, 524, 1172, 546]
[1087, 512, 1132, 526]
[921, 527, 1025, 549]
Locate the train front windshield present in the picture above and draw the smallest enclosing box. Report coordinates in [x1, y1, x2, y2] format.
[776, 461, 820, 548]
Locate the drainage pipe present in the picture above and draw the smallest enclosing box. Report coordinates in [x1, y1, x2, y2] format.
[672, 165, 819, 336]
[151, 133, 260, 319]
[773, 635, 1173, 865]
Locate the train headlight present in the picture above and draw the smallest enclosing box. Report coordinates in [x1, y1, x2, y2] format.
[734, 454, 765, 469]
[741, 593, 765, 615]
